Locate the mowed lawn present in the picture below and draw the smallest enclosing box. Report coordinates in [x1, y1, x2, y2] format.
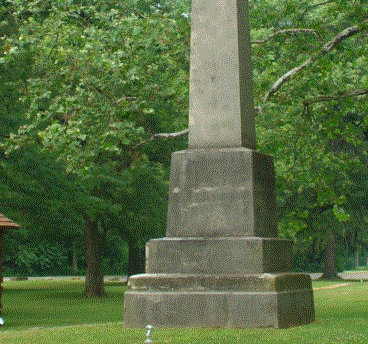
[0, 279, 367, 343]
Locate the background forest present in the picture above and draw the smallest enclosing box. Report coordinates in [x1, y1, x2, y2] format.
[0, 0, 367, 296]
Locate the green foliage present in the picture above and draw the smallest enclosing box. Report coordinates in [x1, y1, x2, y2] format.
[1, 0, 367, 275]
[251, 0, 368, 268]
[0, 0, 190, 275]
[13, 241, 68, 275]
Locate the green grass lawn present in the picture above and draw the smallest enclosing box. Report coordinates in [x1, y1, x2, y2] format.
[0, 279, 367, 343]
[1, 280, 126, 330]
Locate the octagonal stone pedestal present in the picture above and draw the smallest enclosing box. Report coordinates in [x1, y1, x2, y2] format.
[123, 148, 315, 328]
[124, 273, 314, 328]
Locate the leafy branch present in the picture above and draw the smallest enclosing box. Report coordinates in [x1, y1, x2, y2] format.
[303, 89, 368, 107]
[251, 29, 320, 45]
[263, 21, 368, 102]
[300, 1, 333, 20]
[114, 129, 189, 172]
[86, 82, 139, 105]
[132, 129, 189, 150]
[114, 96, 139, 105]
[263, 58, 313, 102]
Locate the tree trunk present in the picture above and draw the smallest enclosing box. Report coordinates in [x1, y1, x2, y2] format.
[321, 230, 339, 280]
[72, 242, 78, 275]
[128, 240, 145, 276]
[84, 215, 106, 297]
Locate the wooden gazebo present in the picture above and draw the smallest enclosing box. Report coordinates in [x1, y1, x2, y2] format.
[0, 214, 20, 315]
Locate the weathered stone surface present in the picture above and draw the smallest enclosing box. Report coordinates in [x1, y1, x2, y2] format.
[146, 237, 292, 274]
[123, 287, 315, 328]
[276, 288, 315, 329]
[166, 148, 277, 238]
[123, 0, 315, 328]
[124, 291, 229, 328]
[188, 0, 256, 149]
[128, 273, 312, 292]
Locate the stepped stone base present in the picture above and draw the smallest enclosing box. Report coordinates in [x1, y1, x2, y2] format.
[123, 273, 315, 328]
[146, 237, 292, 274]
[123, 147, 315, 328]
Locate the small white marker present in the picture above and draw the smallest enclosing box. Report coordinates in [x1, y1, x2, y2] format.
[145, 324, 152, 343]
[0, 318, 4, 326]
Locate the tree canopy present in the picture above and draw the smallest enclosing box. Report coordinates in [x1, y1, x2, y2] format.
[251, 0, 368, 275]
[0, 0, 367, 288]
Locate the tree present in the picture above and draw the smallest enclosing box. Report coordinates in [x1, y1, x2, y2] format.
[0, 0, 190, 295]
[2, 0, 367, 287]
[251, 0, 368, 278]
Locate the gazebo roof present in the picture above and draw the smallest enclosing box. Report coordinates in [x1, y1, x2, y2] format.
[0, 214, 20, 229]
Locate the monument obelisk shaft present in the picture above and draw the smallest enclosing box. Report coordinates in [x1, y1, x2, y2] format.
[123, 0, 315, 328]
[189, 0, 256, 149]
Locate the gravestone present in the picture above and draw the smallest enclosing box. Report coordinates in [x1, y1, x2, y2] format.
[123, 0, 315, 328]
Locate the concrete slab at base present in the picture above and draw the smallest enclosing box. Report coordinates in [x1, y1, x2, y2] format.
[128, 272, 312, 293]
[123, 288, 314, 328]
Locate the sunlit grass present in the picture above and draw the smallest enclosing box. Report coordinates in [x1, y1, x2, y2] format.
[1, 280, 126, 330]
[0, 280, 367, 343]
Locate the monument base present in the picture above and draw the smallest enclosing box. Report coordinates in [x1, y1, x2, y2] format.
[166, 148, 279, 238]
[146, 237, 293, 274]
[123, 147, 315, 328]
[123, 273, 315, 328]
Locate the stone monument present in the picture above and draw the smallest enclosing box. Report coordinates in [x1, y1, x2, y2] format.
[123, 0, 315, 328]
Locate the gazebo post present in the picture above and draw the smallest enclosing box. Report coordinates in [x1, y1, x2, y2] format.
[0, 214, 20, 316]
[0, 229, 3, 315]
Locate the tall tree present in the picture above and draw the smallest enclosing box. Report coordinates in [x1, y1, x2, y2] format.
[251, 0, 368, 278]
[0, 0, 190, 295]
[2, 0, 368, 286]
